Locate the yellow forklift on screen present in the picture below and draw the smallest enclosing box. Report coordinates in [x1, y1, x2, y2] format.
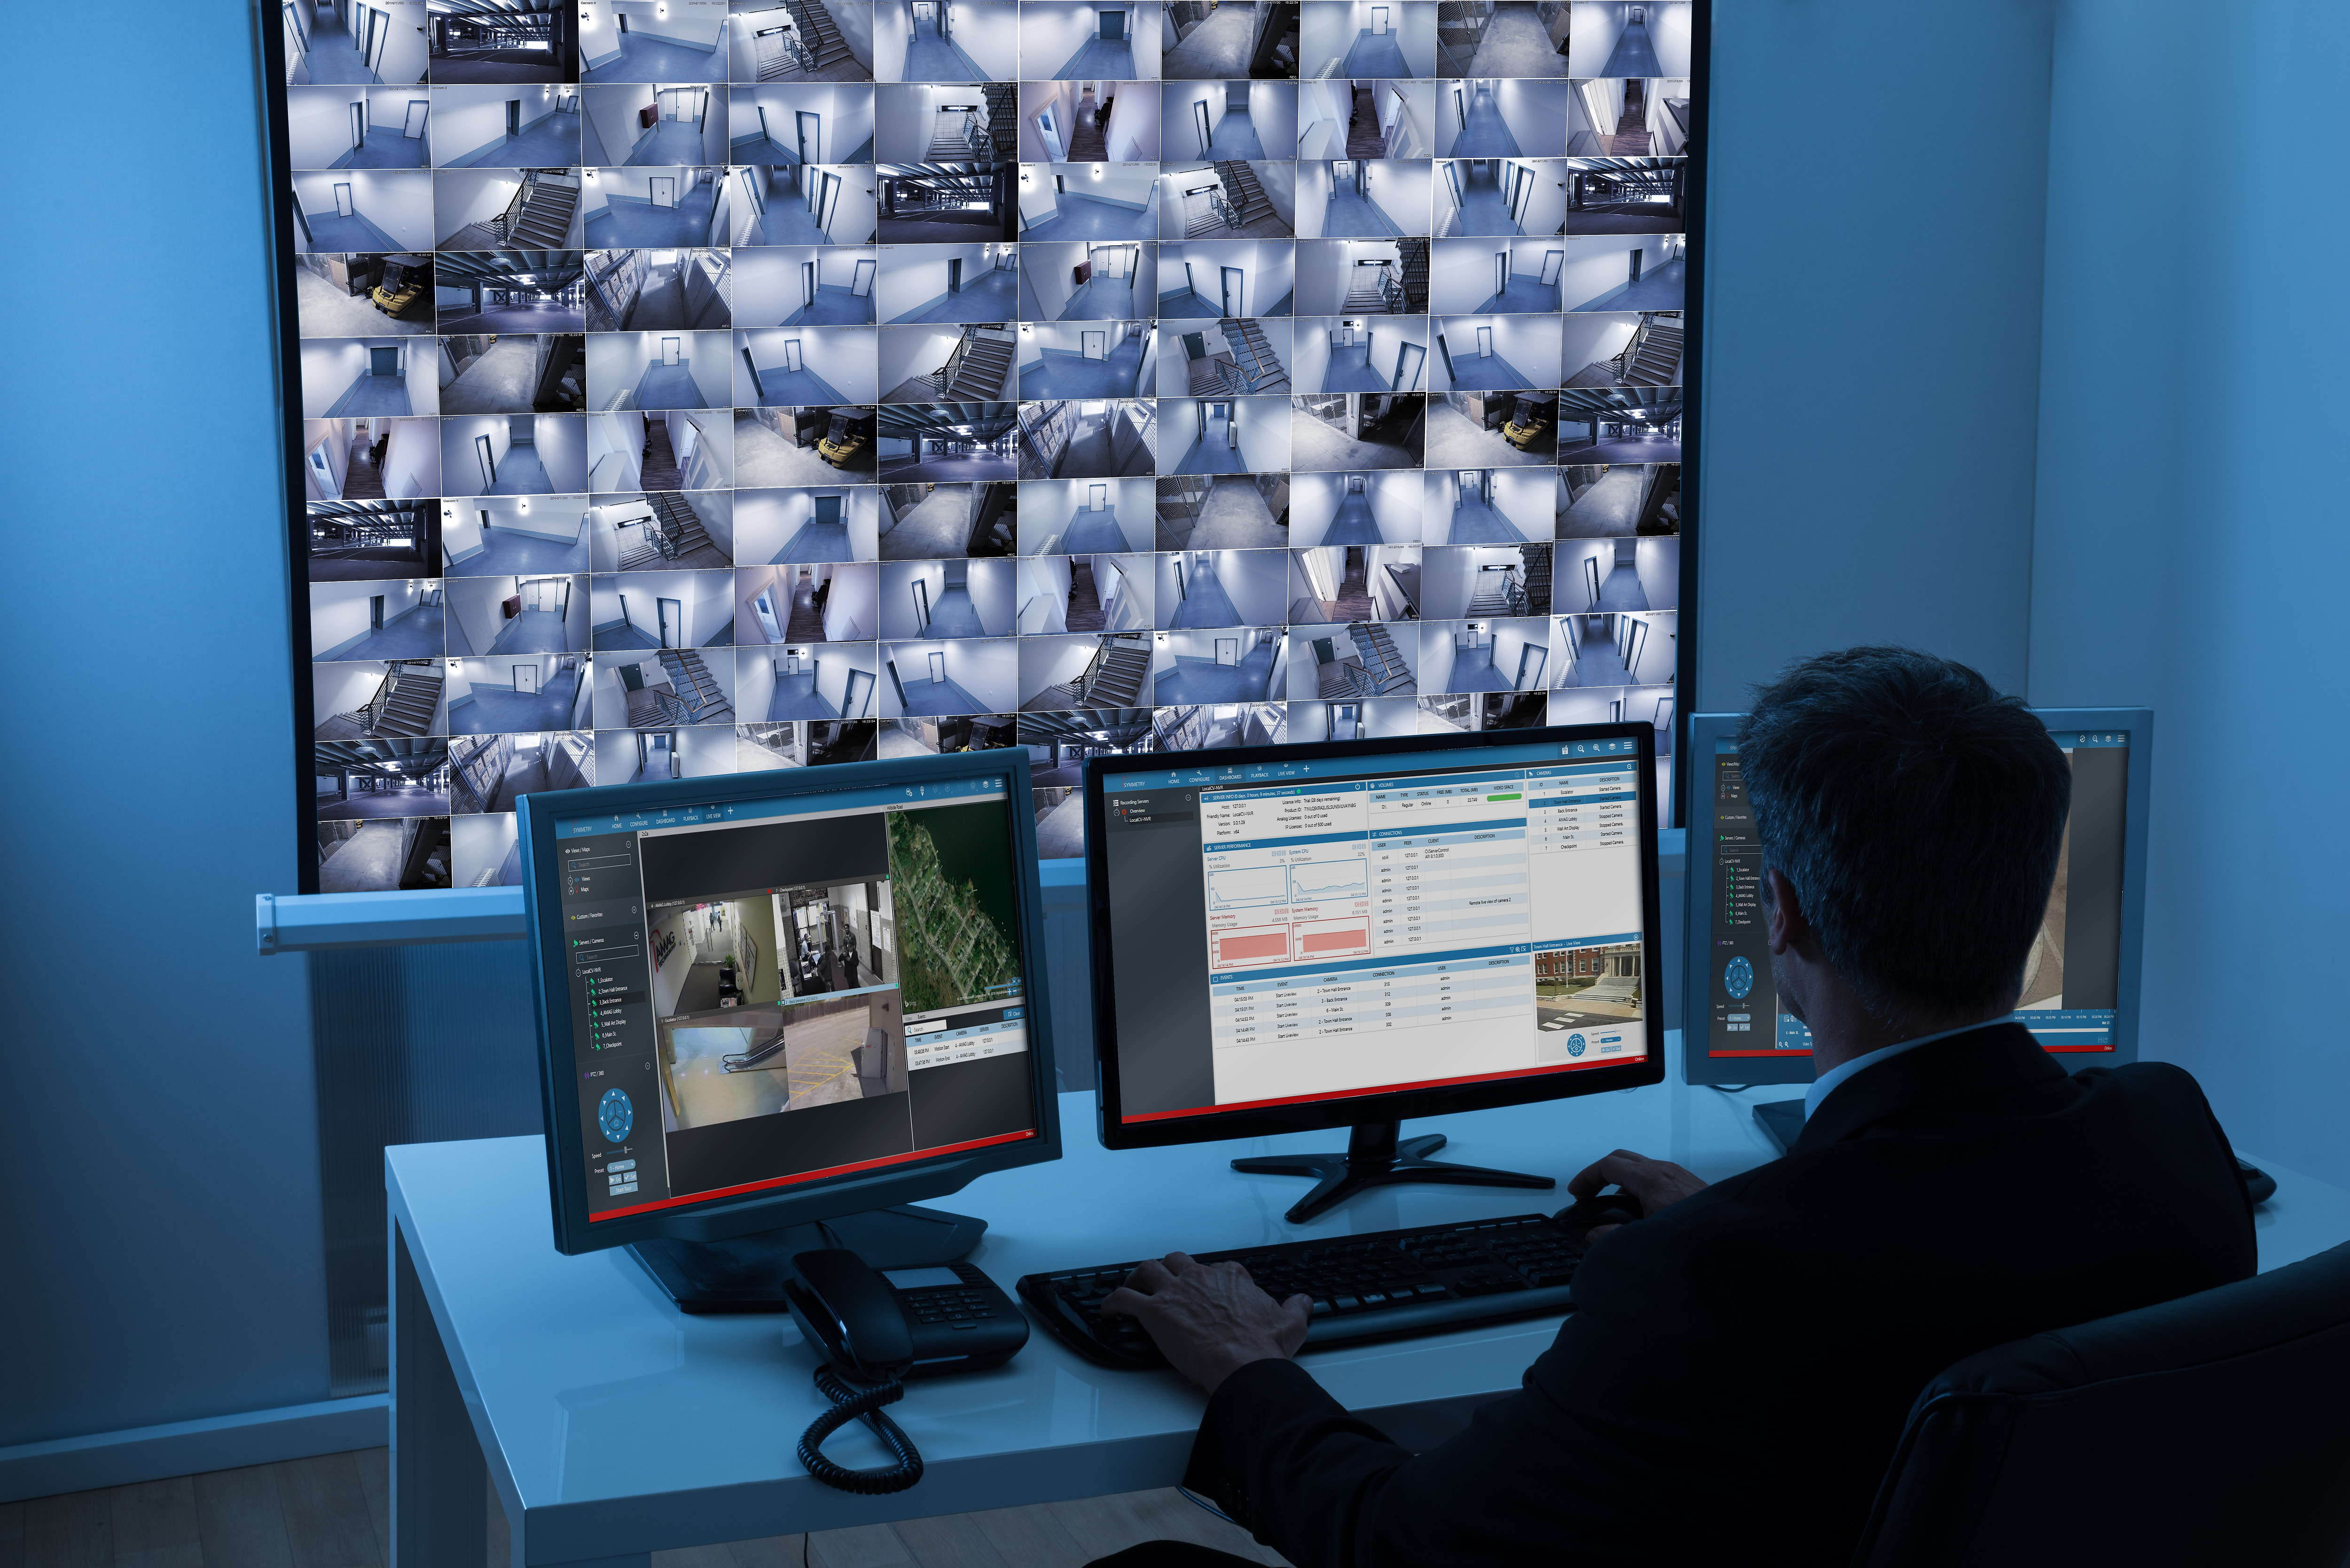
[371, 254, 431, 320]
[1503, 394, 1553, 451]
[816, 408, 873, 468]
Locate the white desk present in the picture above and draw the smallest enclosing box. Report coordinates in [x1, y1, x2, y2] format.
[387, 1045, 2350, 1567]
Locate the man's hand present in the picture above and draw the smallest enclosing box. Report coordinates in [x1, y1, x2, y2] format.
[1567, 1148, 1708, 1237]
[1099, 1253, 1312, 1395]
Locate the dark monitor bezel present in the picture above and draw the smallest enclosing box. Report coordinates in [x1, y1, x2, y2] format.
[1679, 707, 2155, 1087]
[1085, 722, 1668, 1148]
[518, 749, 1064, 1255]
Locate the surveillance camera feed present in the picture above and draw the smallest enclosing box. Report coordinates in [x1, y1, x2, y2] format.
[272, 0, 1700, 890]
[554, 771, 1038, 1218]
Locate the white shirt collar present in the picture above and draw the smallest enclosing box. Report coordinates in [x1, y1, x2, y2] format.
[1802, 1014, 2020, 1122]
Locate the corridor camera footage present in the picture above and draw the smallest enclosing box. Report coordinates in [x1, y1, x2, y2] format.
[555, 777, 1039, 1217]
[267, 0, 1705, 891]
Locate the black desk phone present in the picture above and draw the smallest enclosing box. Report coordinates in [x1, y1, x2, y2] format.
[784, 1248, 1029, 1379]
[782, 1248, 1031, 1494]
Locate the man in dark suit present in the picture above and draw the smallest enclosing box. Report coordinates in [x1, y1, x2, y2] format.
[1097, 647, 2256, 1568]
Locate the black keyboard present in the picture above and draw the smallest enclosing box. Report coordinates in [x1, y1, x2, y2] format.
[1018, 1213, 1589, 1370]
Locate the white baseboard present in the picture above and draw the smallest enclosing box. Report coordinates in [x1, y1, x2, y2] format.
[0, 1394, 389, 1504]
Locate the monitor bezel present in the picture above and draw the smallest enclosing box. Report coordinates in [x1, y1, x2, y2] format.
[518, 749, 1064, 1256]
[1085, 722, 1668, 1148]
[1679, 707, 2154, 1087]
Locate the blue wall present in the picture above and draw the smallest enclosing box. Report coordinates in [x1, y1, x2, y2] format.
[7, 0, 2345, 1461]
[1696, 1, 2052, 706]
[0, 5, 330, 1444]
[2029, 0, 2350, 1187]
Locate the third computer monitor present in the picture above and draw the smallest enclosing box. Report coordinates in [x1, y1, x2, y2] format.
[1086, 725, 1667, 1145]
[1682, 708, 2153, 1086]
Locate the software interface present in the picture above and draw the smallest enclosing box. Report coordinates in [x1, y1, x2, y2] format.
[1101, 738, 1651, 1122]
[1704, 731, 2132, 1058]
[552, 776, 1037, 1219]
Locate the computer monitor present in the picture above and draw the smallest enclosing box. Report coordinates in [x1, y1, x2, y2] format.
[1084, 724, 1667, 1223]
[517, 749, 1062, 1307]
[1682, 708, 2154, 1095]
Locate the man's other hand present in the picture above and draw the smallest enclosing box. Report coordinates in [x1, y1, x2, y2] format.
[1100, 1253, 1312, 1394]
[1567, 1149, 1708, 1236]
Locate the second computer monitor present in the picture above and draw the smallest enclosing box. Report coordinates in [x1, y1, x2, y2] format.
[1086, 725, 1667, 1147]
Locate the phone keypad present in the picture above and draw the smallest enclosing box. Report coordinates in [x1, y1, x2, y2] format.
[905, 1287, 1000, 1326]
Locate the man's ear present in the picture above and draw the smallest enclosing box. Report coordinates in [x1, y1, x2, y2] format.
[1764, 866, 1805, 956]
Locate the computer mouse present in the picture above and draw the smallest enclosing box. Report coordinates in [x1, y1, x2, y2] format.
[1553, 1189, 1644, 1241]
[2238, 1157, 2277, 1206]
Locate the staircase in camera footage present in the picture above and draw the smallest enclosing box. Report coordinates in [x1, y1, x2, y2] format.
[507, 171, 579, 246]
[619, 492, 717, 566]
[983, 84, 1018, 157]
[942, 326, 1016, 398]
[657, 648, 734, 721]
[1187, 344, 1236, 394]
[1214, 161, 1276, 229]
[1184, 186, 1227, 238]
[1624, 317, 1682, 382]
[640, 420, 682, 488]
[1088, 636, 1152, 705]
[1217, 318, 1289, 391]
[1345, 620, 1412, 693]
[358, 662, 443, 738]
[1466, 574, 1519, 615]
[1604, 105, 1652, 156]
[1398, 238, 1428, 310]
[1077, 634, 1152, 705]
[1064, 560, 1105, 630]
[1520, 542, 1552, 613]
[1467, 546, 1549, 616]
[1027, 633, 1151, 710]
[1347, 86, 1384, 157]
[928, 109, 988, 160]
[767, 0, 856, 75]
[1330, 552, 1376, 619]
[1344, 264, 1399, 314]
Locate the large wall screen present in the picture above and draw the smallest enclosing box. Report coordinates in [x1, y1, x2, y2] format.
[265, 0, 1704, 891]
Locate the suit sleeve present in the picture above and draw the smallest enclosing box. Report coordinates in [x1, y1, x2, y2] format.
[1183, 1357, 1411, 1568]
[1183, 1229, 1728, 1568]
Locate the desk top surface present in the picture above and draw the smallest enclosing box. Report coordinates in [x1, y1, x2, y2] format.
[387, 1043, 2350, 1537]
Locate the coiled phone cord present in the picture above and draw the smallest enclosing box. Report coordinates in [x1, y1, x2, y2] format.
[798, 1364, 926, 1493]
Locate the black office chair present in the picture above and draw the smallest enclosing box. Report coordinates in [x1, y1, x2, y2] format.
[1853, 1240, 2350, 1568]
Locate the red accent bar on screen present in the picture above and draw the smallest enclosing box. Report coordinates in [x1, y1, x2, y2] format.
[590, 1129, 1036, 1221]
[1123, 1056, 1638, 1123]
[1711, 1044, 2112, 1059]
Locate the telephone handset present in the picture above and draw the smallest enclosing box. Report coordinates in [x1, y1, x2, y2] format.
[782, 1249, 1029, 1494]
[785, 1249, 1030, 1378]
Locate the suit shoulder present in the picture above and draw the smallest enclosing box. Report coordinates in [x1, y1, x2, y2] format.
[2076, 1058, 2216, 1109]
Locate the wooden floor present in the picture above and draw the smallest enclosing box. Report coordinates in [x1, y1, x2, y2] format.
[0, 1449, 1291, 1568]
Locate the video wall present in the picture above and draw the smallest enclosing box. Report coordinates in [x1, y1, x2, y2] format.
[271, 0, 1696, 891]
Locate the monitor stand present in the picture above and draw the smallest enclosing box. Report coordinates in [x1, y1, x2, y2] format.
[1232, 1121, 1555, 1225]
[626, 1204, 986, 1314]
